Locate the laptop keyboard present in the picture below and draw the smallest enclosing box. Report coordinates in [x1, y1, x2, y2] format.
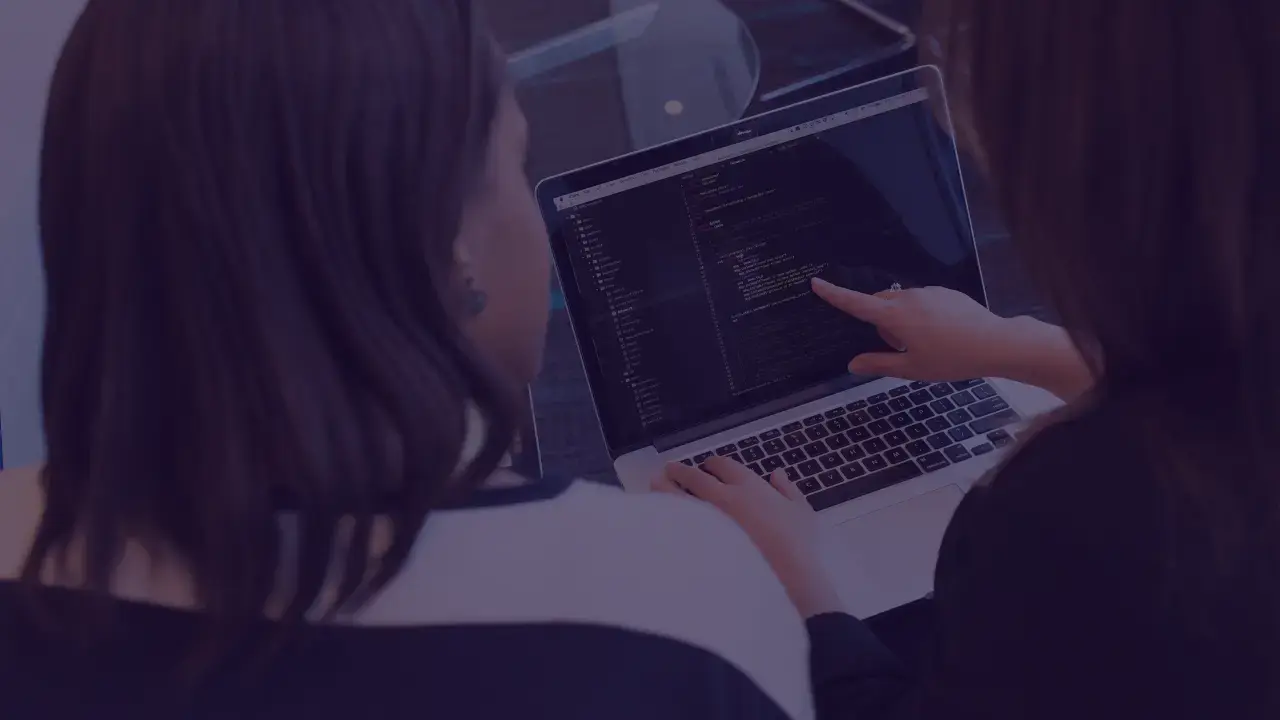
[678, 380, 1021, 511]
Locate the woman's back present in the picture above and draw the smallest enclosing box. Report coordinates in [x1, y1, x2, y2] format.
[0, 467, 813, 719]
[1, 1, 818, 716]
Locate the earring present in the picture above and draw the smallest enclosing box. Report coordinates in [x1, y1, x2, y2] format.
[465, 276, 488, 317]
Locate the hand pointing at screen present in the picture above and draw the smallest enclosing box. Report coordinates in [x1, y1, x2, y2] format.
[810, 278, 1094, 401]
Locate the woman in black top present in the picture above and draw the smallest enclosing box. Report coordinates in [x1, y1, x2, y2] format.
[0, 1, 819, 718]
[665, 0, 1280, 717]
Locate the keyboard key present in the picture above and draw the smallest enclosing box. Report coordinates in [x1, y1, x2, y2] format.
[741, 446, 767, 462]
[848, 410, 872, 425]
[919, 452, 951, 472]
[798, 478, 823, 495]
[808, 461, 923, 511]
[908, 389, 934, 406]
[694, 451, 714, 463]
[951, 379, 985, 391]
[826, 433, 851, 449]
[727, 453, 742, 464]
[763, 439, 788, 455]
[680, 458, 694, 466]
[785, 466, 801, 482]
[906, 423, 931, 439]
[824, 407, 847, 418]
[868, 393, 890, 404]
[989, 429, 1014, 448]
[820, 453, 844, 470]
[747, 461, 764, 474]
[803, 414, 826, 427]
[885, 430, 909, 447]
[841, 446, 867, 463]
[863, 454, 888, 471]
[909, 380, 931, 390]
[948, 425, 976, 442]
[845, 399, 869, 411]
[798, 459, 822, 477]
[889, 385, 911, 397]
[760, 429, 782, 441]
[970, 409, 1020, 434]
[930, 384, 955, 398]
[805, 426, 830, 441]
[840, 462, 866, 480]
[889, 397, 913, 412]
[909, 406, 935, 422]
[889, 413, 913, 429]
[782, 421, 804, 433]
[737, 435, 760, 447]
[927, 433, 954, 450]
[869, 403, 892, 419]
[783, 449, 808, 465]
[972, 384, 997, 400]
[930, 397, 956, 413]
[869, 419, 893, 435]
[762, 456, 786, 472]
[968, 397, 1010, 418]
[804, 441, 829, 458]
[885, 447, 910, 465]
[952, 390, 977, 406]
[947, 408, 973, 425]
[864, 438, 888, 454]
[826, 416, 851, 433]
[716, 444, 738, 455]
[847, 426, 872, 443]
[818, 470, 843, 488]
[926, 417, 951, 433]
[972, 443, 995, 456]
[783, 433, 806, 449]
[944, 445, 973, 463]
[906, 440, 932, 457]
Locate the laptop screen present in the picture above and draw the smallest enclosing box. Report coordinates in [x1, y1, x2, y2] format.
[538, 67, 985, 456]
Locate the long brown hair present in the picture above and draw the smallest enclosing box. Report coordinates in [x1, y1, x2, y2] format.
[936, 0, 1279, 663]
[27, 0, 516, 658]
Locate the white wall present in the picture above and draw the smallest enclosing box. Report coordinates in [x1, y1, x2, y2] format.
[0, 1, 85, 467]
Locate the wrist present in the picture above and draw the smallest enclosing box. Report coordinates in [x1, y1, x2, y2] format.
[792, 580, 846, 620]
[990, 316, 1092, 400]
[780, 556, 847, 619]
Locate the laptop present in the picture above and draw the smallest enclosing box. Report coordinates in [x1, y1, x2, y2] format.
[535, 65, 1057, 617]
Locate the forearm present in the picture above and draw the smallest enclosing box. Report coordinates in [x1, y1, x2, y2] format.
[992, 316, 1094, 402]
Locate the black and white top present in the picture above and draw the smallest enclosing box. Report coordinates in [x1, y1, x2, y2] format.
[0, 474, 831, 720]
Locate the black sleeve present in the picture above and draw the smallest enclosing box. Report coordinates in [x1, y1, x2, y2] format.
[804, 412, 1165, 720]
[805, 613, 911, 720]
[916, 414, 1162, 720]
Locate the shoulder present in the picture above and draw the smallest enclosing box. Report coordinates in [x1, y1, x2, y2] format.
[978, 396, 1159, 506]
[367, 481, 813, 720]
[945, 395, 1167, 582]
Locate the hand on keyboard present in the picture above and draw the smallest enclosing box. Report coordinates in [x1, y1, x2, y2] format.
[655, 457, 844, 619]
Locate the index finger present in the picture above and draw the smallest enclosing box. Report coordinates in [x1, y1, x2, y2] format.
[811, 277, 892, 322]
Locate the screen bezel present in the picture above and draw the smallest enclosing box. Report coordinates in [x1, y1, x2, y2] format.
[535, 65, 987, 459]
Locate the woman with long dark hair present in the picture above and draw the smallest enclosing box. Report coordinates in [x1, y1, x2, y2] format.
[667, 0, 1280, 717]
[0, 2, 817, 717]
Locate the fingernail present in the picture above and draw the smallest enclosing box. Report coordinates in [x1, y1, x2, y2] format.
[811, 277, 831, 288]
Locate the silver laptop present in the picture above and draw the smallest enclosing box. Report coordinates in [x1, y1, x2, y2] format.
[535, 66, 1052, 617]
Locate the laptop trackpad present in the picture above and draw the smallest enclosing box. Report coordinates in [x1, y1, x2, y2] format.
[826, 485, 964, 618]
